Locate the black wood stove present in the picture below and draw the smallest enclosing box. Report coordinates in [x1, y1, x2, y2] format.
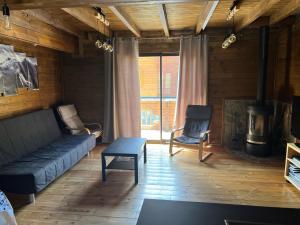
[246, 26, 273, 157]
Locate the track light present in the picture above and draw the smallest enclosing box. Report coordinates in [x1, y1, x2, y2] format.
[95, 39, 113, 52]
[95, 40, 103, 49]
[222, 33, 237, 49]
[227, 0, 240, 21]
[95, 7, 109, 27]
[2, 0, 11, 30]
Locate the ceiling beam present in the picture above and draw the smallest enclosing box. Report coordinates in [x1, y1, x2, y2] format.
[62, 7, 110, 37]
[236, 0, 281, 31]
[108, 6, 141, 37]
[24, 9, 83, 37]
[0, 11, 77, 53]
[158, 4, 169, 37]
[7, 0, 210, 10]
[270, 0, 300, 25]
[195, 0, 219, 34]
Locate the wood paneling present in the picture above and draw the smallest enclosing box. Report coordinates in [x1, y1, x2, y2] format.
[62, 41, 106, 125]
[62, 7, 111, 37]
[273, 19, 300, 101]
[166, 3, 206, 30]
[121, 4, 162, 31]
[102, 6, 128, 31]
[207, 28, 275, 145]
[0, 38, 63, 119]
[0, 10, 77, 53]
[13, 144, 300, 224]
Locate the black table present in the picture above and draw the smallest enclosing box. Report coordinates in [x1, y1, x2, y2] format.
[101, 138, 147, 184]
[137, 199, 300, 225]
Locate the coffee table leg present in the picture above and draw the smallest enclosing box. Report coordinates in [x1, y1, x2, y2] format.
[101, 154, 106, 182]
[144, 143, 147, 164]
[134, 155, 138, 184]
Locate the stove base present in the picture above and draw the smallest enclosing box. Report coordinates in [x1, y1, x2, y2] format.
[246, 142, 272, 157]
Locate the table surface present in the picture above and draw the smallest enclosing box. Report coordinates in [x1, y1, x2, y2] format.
[102, 138, 146, 156]
[136, 199, 300, 225]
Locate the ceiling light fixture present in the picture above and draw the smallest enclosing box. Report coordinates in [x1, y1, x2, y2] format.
[222, 33, 237, 49]
[95, 7, 109, 27]
[94, 9, 113, 53]
[227, 0, 240, 21]
[2, 0, 11, 30]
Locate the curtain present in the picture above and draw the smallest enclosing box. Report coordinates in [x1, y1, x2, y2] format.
[113, 37, 141, 138]
[102, 51, 114, 143]
[174, 35, 208, 129]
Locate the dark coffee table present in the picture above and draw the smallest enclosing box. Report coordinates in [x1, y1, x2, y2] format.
[137, 199, 300, 225]
[101, 137, 147, 184]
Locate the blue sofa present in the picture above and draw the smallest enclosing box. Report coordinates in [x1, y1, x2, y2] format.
[0, 109, 96, 196]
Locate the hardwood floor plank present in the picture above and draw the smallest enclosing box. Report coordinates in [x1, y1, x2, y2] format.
[13, 144, 300, 225]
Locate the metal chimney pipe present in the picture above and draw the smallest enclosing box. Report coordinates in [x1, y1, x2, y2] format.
[257, 26, 269, 105]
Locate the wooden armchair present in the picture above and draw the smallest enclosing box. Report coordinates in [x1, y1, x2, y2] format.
[57, 105, 103, 138]
[169, 105, 212, 162]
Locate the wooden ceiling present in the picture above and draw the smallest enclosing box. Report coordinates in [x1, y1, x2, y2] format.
[7, 0, 300, 38]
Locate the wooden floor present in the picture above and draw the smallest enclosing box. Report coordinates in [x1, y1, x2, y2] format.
[14, 144, 300, 225]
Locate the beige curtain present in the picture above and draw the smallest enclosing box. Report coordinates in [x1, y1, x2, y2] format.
[113, 37, 141, 138]
[174, 35, 208, 129]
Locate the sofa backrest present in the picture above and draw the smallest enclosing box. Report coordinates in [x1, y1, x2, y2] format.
[0, 109, 62, 167]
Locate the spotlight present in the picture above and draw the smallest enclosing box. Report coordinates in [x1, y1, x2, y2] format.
[228, 33, 237, 43]
[108, 45, 113, 52]
[95, 40, 103, 48]
[102, 42, 108, 50]
[2, 0, 11, 30]
[222, 33, 237, 49]
[227, 0, 240, 21]
[95, 7, 109, 27]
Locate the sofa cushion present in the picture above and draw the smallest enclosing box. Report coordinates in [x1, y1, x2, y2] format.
[0, 134, 96, 194]
[0, 109, 62, 168]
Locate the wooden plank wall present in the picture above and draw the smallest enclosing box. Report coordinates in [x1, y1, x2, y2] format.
[207, 29, 275, 144]
[0, 38, 63, 119]
[273, 19, 300, 101]
[62, 41, 106, 125]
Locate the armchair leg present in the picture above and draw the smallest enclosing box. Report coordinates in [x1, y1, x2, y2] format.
[169, 138, 174, 156]
[199, 141, 212, 162]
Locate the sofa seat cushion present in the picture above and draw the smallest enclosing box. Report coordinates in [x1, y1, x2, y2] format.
[0, 134, 95, 194]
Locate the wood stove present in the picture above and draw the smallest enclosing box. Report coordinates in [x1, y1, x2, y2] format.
[246, 26, 273, 157]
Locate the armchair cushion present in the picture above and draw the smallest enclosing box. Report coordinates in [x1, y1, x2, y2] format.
[174, 135, 200, 144]
[183, 119, 209, 139]
[57, 105, 85, 135]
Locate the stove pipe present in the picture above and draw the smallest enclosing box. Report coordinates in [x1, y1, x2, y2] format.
[257, 26, 269, 105]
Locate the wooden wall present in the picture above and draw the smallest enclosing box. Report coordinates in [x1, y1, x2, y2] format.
[62, 41, 106, 125]
[207, 28, 275, 144]
[273, 19, 300, 101]
[0, 38, 63, 119]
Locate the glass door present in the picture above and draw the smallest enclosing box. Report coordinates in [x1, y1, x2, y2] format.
[139, 54, 179, 141]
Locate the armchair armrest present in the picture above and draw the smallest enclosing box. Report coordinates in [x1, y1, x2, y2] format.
[171, 127, 184, 134]
[84, 122, 102, 127]
[66, 127, 90, 135]
[199, 130, 211, 140]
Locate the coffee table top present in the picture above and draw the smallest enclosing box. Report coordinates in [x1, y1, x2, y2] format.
[137, 199, 300, 225]
[102, 138, 146, 156]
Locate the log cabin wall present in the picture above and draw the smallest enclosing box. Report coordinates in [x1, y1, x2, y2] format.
[0, 38, 63, 119]
[207, 28, 275, 145]
[273, 19, 300, 101]
[62, 41, 105, 126]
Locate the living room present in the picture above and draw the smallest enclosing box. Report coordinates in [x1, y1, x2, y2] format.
[0, 0, 300, 225]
